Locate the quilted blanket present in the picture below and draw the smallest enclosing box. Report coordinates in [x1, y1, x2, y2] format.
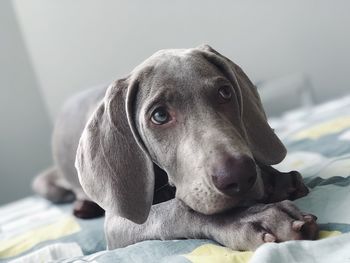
[1, 95, 350, 262]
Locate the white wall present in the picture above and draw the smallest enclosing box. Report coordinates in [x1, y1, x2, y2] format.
[13, 0, 350, 118]
[0, 1, 52, 204]
[1, 0, 349, 204]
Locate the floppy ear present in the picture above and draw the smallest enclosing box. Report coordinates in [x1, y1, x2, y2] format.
[196, 44, 286, 165]
[75, 78, 154, 224]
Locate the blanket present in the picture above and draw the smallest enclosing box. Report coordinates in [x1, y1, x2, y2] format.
[1, 95, 350, 262]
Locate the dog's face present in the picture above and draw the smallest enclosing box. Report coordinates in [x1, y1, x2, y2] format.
[76, 45, 286, 223]
[134, 49, 265, 214]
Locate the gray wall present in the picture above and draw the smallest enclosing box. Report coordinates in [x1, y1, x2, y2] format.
[13, 0, 350, 118]
[0, 1, 52, 204]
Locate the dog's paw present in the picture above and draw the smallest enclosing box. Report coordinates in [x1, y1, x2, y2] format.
[288, 170, 310, 199]
[220, 200, 318, 250]
[263, 170, 309, 203]
[243, 200, 318, 250]
[73, 200, 105, 219]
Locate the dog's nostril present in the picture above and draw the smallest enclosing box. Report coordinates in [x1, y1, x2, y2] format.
[247, 175, 256, 186]
[224, 182, 240, 193]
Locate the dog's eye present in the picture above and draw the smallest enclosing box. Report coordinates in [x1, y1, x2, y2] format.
[218, 86, 232, 101]
[151, 107, 170, 125]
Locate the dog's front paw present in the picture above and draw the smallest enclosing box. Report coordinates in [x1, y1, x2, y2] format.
[286, 170, 310, 200]
[218, 200, 318, 251]
[262, 168, 309, 203]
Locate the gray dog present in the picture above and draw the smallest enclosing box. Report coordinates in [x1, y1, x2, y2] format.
[33, 45, 318, 251]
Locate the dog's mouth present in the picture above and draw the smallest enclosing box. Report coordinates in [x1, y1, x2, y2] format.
[176, 166, 265, 215]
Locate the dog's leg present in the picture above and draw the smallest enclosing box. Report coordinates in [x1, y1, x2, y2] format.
[72, 188, 105, 219]
[32, 166, 75, 203]
[259, 164, 309, 203]
[106, 199, 318, 251]
[72, 164, 172, 219]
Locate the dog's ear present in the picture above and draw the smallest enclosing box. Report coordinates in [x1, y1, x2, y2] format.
[75, 78, 154, 224]
[196, 44, 286, 165]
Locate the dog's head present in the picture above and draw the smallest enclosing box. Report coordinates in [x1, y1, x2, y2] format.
[75, 45, 286, 224]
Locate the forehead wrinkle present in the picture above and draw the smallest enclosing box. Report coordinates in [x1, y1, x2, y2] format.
[148, 56, 221, 93]
[205, 75, 231, 87]
[137, 51, 229, 114]
[144, 88, 179, 113]
[139, 63, 194, 111]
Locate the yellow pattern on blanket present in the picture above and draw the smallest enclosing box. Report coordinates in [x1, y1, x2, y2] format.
[0, 216, 80, 259]
[184, 244, 253, 263]
[292, 116, 350, 140]
[184, 231, 341, 263]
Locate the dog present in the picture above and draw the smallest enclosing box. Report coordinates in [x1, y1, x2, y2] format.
[33, 44, 318, 250]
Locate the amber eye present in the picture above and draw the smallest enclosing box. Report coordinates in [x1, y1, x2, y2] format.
[151, 107, 170, 125]
[218, 86, 232, 101]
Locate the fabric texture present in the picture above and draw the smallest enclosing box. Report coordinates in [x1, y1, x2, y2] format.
[2, 95, 350, 262]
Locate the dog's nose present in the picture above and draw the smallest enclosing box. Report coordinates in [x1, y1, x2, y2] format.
[211, 155, 257, 196]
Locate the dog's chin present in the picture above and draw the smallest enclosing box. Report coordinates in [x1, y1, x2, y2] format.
[179, 193, 240, 215]
[177, 174, 265, 215]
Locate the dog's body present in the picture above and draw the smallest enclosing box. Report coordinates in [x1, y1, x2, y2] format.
[33, 45, 317, 250]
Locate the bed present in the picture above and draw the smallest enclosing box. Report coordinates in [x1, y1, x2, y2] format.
[1, 95, 350, 263]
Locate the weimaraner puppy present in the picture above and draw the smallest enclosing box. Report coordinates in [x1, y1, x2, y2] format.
[33, 44, 318, 251]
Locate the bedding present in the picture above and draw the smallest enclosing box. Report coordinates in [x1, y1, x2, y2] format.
[1, 95, 350, 263]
